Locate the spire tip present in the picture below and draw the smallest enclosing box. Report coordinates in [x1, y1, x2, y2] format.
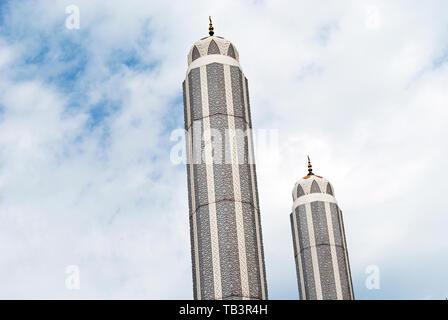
[307, 155, 314, 176]
[209, 16, 214, 36]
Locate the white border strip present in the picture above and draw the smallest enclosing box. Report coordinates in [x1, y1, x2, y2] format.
[293, 193, 337, 211]
[325, 201, 343, 299]
[305, 202, 323, 299]
[339, 208, 354, 300]
[224, 65, 250, 299]
[185, 76, 202, 300]
[200, 65, 222, 299]
[292, 211, 306, 299]
[188, 55, 241, 75]
[242, 73, 266, 299]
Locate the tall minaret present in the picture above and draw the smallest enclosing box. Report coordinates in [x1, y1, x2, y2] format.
[290, 157, 354, 300]
[182, 18, 268, 300]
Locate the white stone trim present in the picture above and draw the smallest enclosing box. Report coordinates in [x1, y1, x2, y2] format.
[292, 211, 306, 299]
[187, 55, 241, 75]
[200, 65, 222, 299]
[242, 73, 266, 300]
[325, 201, 343, 300]
[185, 75, 201, 300]
[224, 65, 250, 298]
[305, 202, 323, 300]
[242, 77, 257, 209]
[339, 208, 354, 300]
[184, 77, 191, 130]
[292, 193, 337, 211]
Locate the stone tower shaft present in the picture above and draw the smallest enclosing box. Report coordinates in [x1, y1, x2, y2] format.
[183, 33, 268, 300]
[290, 164, 354, 300]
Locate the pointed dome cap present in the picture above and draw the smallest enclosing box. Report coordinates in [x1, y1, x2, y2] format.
[292, 156, 335, 201]
[187, 17, 240, 66]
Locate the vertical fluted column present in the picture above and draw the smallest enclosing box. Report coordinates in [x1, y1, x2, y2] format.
[183, 37, 267, 300]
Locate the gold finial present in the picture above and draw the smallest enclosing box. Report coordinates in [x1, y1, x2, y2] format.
[209, 16, 214, 36]
[307, 155, 314, 175]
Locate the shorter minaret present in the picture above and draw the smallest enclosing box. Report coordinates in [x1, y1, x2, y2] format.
[290, 157, 354, 300]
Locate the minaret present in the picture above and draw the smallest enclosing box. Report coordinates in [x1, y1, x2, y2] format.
[182, 18, 268, 300]
[290, 157, 354, 300]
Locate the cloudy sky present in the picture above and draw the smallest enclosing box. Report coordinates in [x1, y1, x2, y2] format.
[0, 0, 447, 299]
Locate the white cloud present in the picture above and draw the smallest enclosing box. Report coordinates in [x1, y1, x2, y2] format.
[0, 0, 447, 299]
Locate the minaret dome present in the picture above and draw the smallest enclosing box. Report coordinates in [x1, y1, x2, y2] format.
[187, 19, 239, 66]
[292, 158, 335, 201]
